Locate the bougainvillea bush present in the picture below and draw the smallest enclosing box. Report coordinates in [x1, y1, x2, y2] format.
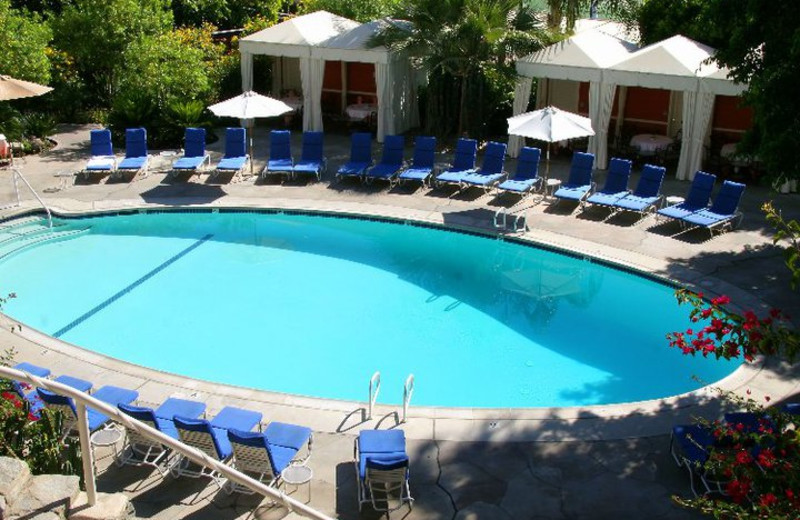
[667, 291, 800, 519]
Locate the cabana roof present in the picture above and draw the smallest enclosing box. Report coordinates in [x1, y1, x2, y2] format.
[240, 11, 359, 58]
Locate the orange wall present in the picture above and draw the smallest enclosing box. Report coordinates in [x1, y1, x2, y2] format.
[713, 95, 753, 132]
[347, 63, 376, 93]
[323, 61, 342, 90]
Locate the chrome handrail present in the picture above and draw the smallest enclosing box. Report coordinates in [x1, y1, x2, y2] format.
[368, 371, 381, 420]
[402, 374, 415, 423]
[0, 366, 333, 520]
[8, 168, 52, 228]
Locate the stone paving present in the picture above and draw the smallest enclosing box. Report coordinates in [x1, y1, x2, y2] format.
[2, 124, 799, 520]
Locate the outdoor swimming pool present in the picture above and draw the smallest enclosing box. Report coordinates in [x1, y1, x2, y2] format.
[0, 211, 740, 408]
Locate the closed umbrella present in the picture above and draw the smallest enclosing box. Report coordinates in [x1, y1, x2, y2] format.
[507, 106, 595, 179]
[0, 75, 53, 101]
[207, 91, 294, 174]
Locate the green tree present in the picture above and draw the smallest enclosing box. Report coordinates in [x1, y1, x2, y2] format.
[51, 0, 172, 105]
[0, 0, 52, 83]
[299, 0, 403, 23]
[700, 0, 800, 182]
[636, 0, 715, 45]
[374, 0, 548, 135]
[171, 0, 280, 29]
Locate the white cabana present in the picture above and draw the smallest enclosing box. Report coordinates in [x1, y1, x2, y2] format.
[606, 35, 747, 180]
[239, 11, 418, 142]
[512, 29, 639, 167]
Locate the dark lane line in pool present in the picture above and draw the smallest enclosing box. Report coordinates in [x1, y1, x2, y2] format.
[53, 234, 214, 338]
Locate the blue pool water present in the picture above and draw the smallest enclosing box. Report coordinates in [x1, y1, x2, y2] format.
[0, 212, 739, 408]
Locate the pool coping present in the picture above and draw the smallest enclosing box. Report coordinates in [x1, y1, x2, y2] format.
[2, 197, 798, 443]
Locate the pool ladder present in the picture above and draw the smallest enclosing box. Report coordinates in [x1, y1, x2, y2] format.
[494, 207, 526, 232]
[367, 371, 415, 423]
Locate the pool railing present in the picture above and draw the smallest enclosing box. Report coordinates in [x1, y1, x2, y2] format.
[0, 365, 334, 520]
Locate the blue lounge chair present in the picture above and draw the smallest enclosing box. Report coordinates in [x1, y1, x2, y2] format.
[212, 127, 249, 180]
[396, 136, 436, 188]
[115, 128, 149, 179]
[364, 135, 405, 185]
[584, 158, 632, 209]
[336, 132, 373, 182]
[37, 383, 139, 438]
[262, 130, 293, 179]
[496, 146, 542, 197]
[553, 152, 596, 205]
[656, 171, 716, 222]
[227, 421, 313, 493]
[292, 131, 327, 182]
[355, 429, 413, 512]
[118, 398, 207, 476]
[434, 138, 478, 188]
[462, 141, 508, 193]
[669, 423, 726, 497]
[610, 164, 666, 218]
[171, 128, 211, 175]
[83, 129, 116, 178]
[11, 362, 51, 416]
[172, 405, 263, 488]
[680, 180, 745, 235]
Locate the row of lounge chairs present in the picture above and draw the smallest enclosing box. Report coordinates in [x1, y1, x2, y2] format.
[10, 361, 412, 512]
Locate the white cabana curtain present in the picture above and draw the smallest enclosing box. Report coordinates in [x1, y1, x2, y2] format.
[587, 80, 616, 169]
[508, 76, 534, 157]
[299, 57, 325, 131]
[676, 88, 715, 180]
[375, 61, 392, 141]
[241, 52, 254, 92]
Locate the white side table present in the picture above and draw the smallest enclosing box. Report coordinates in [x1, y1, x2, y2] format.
[545, 178, 562, 198]
[90, 426, 124, 472]
[665, 196, 685, 206]
[281, 464, 312, 502]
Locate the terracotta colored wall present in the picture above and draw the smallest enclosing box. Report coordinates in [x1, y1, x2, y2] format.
[323, 61, 342, 90]
[578, 82, 589, 116]
[712, 95, 753, 132]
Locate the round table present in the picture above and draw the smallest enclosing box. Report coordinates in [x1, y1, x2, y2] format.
[630, 134, 673, 156]
[346, 103, 377, 121]
[665, 196, 685, 206]
[90, 426, 124, 472]
[545, 178, 562, 198]
[282, 464, 312, 502]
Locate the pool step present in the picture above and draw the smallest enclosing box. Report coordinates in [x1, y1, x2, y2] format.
[0, 226, 90, 262]
[0, 218, 64, 247]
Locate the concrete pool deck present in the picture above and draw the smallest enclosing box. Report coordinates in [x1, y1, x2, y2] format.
[1, 124, 799, 519]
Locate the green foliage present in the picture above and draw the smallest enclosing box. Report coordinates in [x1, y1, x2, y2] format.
[0, 0, 52, 83]
[374, 0, 549, 135]
[18, 112, 57, 138]
[160, 99, 214, 145]
[52, 0, 173, 105]
[1, 354, 82, 480]
[763, 201, 800, 291]
[299, 0, 403, 22]
[171, 0, 280, 28]
[636, 0, 715, 46]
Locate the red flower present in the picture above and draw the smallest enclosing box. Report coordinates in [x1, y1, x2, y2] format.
[759, 493, 777, 508]
[735, 450, 753, 465]
[712, 295, 730, 306]
[757, 449, 776, 469]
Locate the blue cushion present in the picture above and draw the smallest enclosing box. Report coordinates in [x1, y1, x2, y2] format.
[294, 160, 323, 174]
[672, 424, 714, 466]
[267, 159, 293, 172]
[174, 416, 231, 459]
[173, 156, 207, 170]
[398, 167, 432, 181]
[436, 170, 470, 184]
[359, 451, 407, 479]
[587, 191, 627, 207]
[54, 375, 93, 393]
[462, 173, 503, 186]
[87, 386, 138, 431]
[217, 156, 247, 171]
[268, 444, 297, 474]
[358, 429, 406, 453]
[338, 161, 370, 176]
[681, 209, 732, 228]
[366, 164, 402, 179]
[118, 156, 147, 170]
[613, 194, 660, 212]
[155, 398, 206, 421]
[265, 422, 312, 450]
[12, 363, 49, 398]
[90, 129, 113, 157]
[657, 203, 699, 220]
[210, 406, 262, 432]
[554, 185, 592, 201]
[497, 178, 538, 193]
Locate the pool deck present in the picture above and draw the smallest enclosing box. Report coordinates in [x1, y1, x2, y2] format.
[1, 124, 799, 519]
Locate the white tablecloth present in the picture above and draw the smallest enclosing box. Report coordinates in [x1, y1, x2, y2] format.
[346, 103, 377, 120]
[630, 134, 673, 155]
[721, 142, 758, 166]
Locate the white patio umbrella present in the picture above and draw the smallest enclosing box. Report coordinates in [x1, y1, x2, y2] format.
[507, 106, 595, 179]
[207, 90, 294, 174]
[0, 75, 53, 101]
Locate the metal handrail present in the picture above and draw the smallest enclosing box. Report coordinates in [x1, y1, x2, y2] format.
[368, 371, 381, 420]
[402, 374, 415, 424]
[8, 168, 52, 228]
[0, 366, 334, 520]
[493, 208, 507, 229]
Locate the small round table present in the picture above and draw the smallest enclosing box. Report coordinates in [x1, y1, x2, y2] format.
[545, 178, 562, 198]
[282, 464, 312, 502]
[665, 196, 685, 206]
[90, 426, 124, 472]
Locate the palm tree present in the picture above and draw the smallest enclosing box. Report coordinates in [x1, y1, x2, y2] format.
[373, 0, 548, 135]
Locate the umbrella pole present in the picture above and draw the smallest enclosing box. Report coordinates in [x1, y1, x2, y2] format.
[249, 120, 254, 175]
[546, 142, 551, 180]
